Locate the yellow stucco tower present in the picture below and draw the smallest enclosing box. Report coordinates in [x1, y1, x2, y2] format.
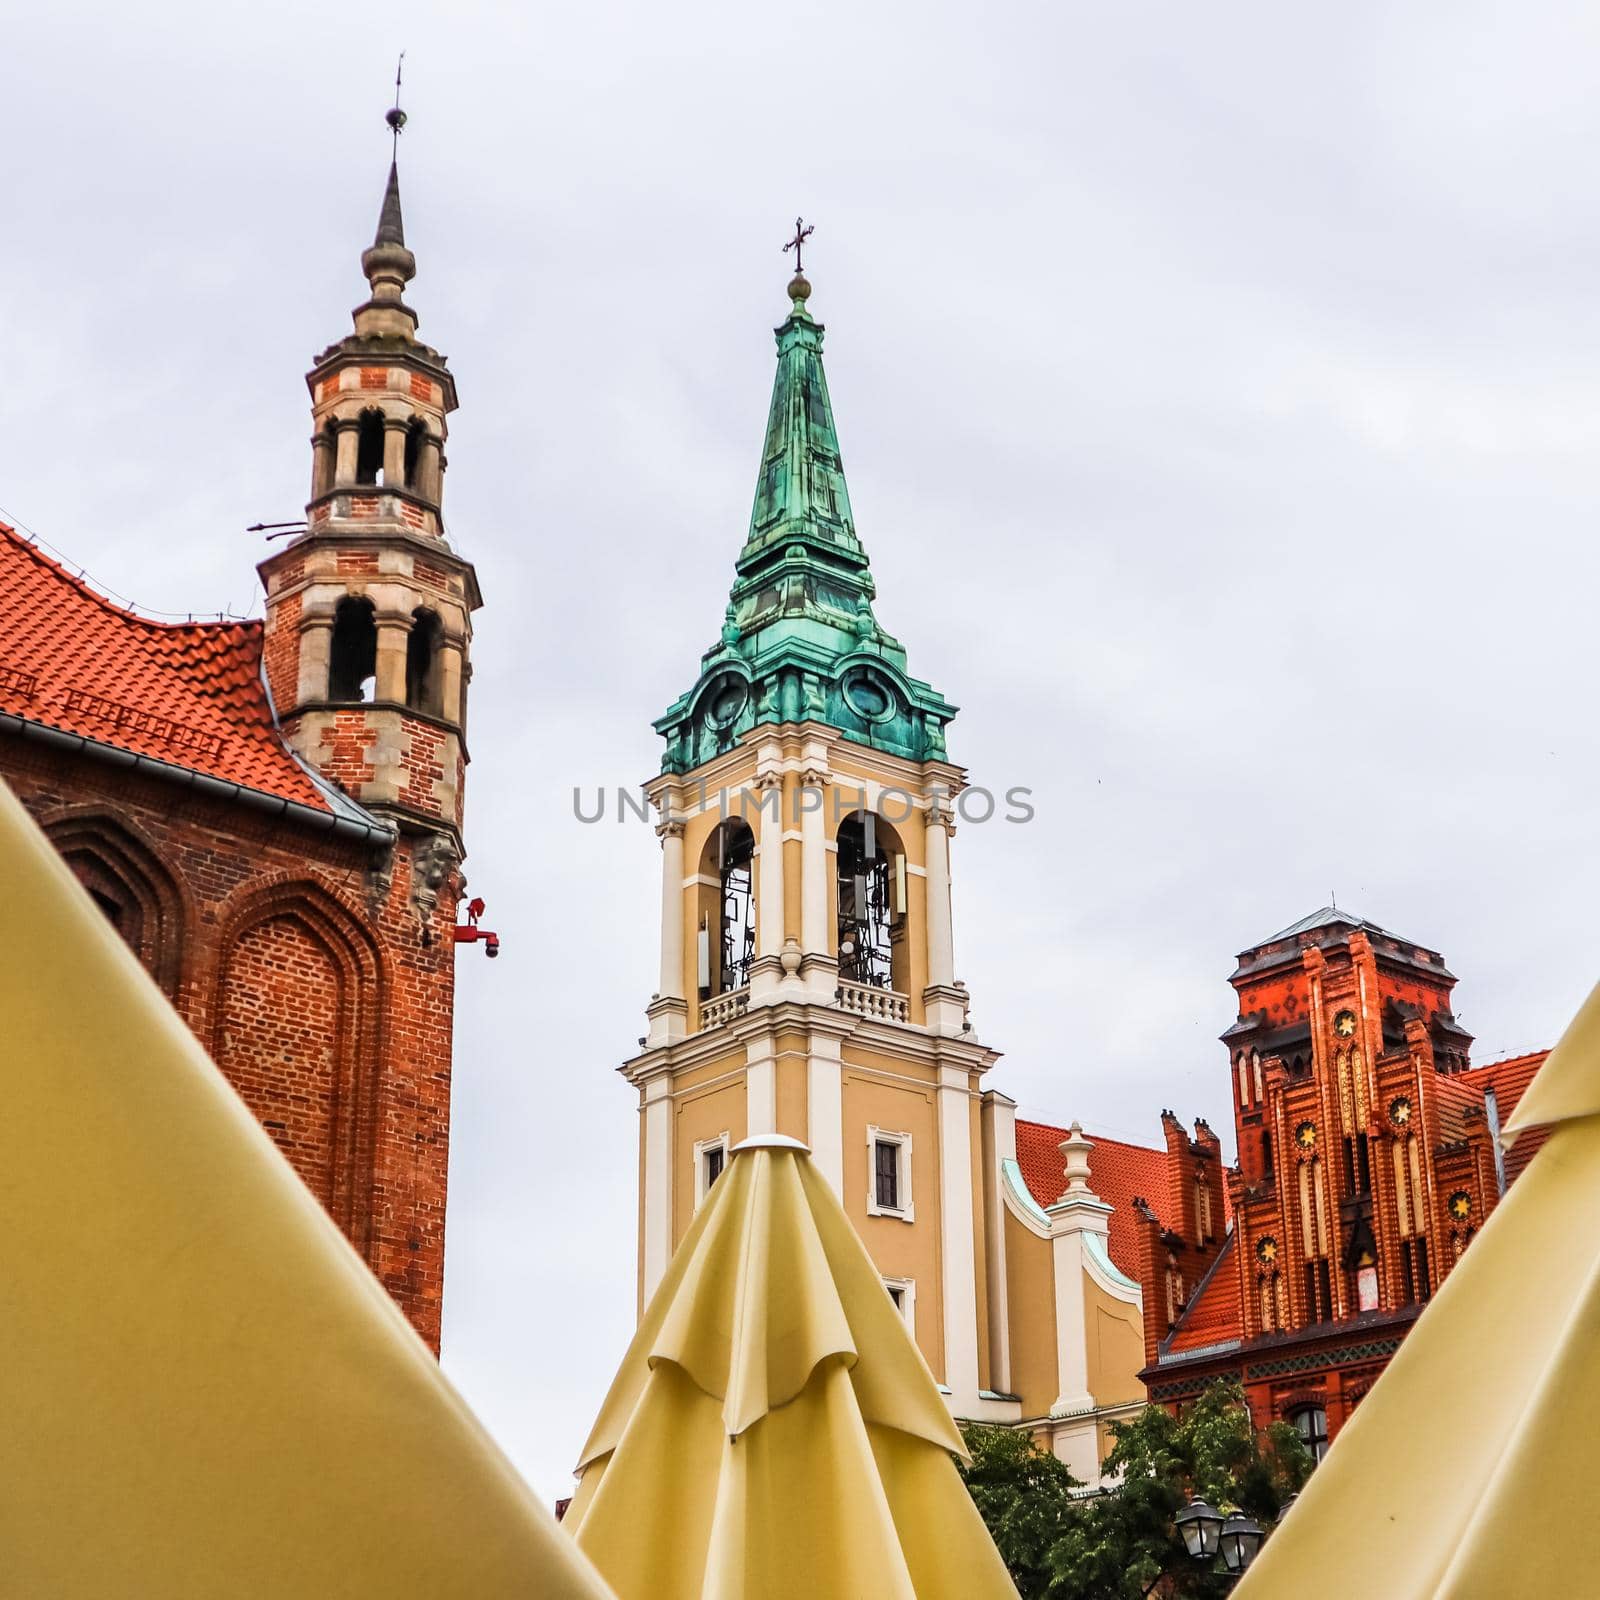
[620, 262, 1022, 1420]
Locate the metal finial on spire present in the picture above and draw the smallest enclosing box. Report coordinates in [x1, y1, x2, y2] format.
[783, 217, 814, 275]
[783, 217, 814, 306]
[386, 52, 407, 155]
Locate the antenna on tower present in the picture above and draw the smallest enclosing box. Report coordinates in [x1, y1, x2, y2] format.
[387, 52, 407, 154]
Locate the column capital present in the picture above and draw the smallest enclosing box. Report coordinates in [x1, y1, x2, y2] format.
[927, 794, 956, 831]
[654, 818, 686, 843]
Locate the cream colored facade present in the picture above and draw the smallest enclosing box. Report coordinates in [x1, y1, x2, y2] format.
[619, 276, 1150, 1481]
[620, 722, 1149, 1475]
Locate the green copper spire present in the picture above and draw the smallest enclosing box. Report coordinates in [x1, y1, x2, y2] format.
[655, 266, 956, 774]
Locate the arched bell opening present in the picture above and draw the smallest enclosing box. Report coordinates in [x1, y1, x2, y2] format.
[835, 810, 908, 993]
[696, 819, 756, 999]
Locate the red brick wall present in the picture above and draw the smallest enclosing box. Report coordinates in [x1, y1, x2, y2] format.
[0, 735, 458, 1353]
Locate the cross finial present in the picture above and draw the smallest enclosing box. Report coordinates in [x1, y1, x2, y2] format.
[386, 52, 408, 156]
[783, 216, 814, 275]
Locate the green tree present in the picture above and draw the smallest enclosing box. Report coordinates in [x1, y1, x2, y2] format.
[960, 1381, 1314, 1600]
[958, 1422, 1080, 1598]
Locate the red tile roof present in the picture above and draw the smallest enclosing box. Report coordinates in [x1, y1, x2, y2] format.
[1438, 1050, 1551, 1186]
[1015, 1118, 1168, 1281]
[0, 524, 329, 813]
[1165, 1233, 1242, 1354]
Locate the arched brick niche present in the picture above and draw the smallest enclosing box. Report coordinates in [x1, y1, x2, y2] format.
[42, 808, 186, 997]
[210, 879, 384, 1255]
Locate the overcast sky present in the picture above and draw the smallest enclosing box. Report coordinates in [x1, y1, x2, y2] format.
[6, 0, 1600, 1503]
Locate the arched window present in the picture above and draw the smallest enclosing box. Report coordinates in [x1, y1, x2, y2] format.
[403, 417, 427, 490]
[328, 597, 377, 702]
[836, 811, 906, 991]
[1289, 1404, 1329, 1463]
[1194, 1171, 1213, 1244]
[697, 820, 755, 998]
[1252, 1050, 1265, 1102]
[405, 608, 443, 715]
[1236, 1052, 1250, 1106]
[47, 811, 185, 997]
[355, 409, 385, 485]
[1164, 1255, 1183, 1327]
[1261, 1127, 1274, 1184]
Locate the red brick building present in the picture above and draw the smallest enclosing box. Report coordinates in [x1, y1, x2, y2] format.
[0, 154, 479, 1354]
[1136, 908, 1545, 1459]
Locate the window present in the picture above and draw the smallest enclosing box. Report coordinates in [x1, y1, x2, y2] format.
[328, 597, 377, 703]
[697, 820, 755, 999]
[1195, 1172, 1214, 1244]
[883, 1276, 916, 1333]
[1400, 1236, 1431, 1305]
[355, 409, 385, 485]
[865, 1127, 913, 1220]
[405, 608, 444, 716]
[1290, 1405, 1329, 1464]
[1260, 1128, 1274, 1184]
[836, 812, 906, 991]
[403, 417, 427, 490]
[694, 1133, 730, 1209]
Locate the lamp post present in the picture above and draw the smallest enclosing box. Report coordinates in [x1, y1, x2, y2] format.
[1218, 1513, 1265, 1575]
[1175, 1498, 1223, 1563]
[1173, 1496, 1265, 1587]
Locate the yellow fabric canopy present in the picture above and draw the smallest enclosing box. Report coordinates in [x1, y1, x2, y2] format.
[1237, 985, 1600, 1599]
[1503, 977, 1600, 1138]
[0, 777, 613, 1599]
[567, 1137, 1019, 1599]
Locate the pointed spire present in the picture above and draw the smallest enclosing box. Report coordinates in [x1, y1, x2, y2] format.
[374, 161, 406, 248]
[651, 251, 958, 775]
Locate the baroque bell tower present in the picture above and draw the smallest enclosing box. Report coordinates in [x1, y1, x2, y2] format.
[259, 114, 479, 871]
[622, 247, 1014, 1420]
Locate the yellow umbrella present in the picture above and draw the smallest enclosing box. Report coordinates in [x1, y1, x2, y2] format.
[0, 776, 613, 1600]
[1236, 981, 1600, 1599]
[566, 1135, 1018, 1599]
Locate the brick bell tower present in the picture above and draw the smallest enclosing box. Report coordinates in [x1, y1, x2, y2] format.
[251, 123, 481, 1352]
[259, 139, 480, 860]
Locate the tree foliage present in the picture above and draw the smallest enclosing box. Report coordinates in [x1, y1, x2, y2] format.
[959, 1381, 1314, 1600]
[958, 1421, 1080, 1597]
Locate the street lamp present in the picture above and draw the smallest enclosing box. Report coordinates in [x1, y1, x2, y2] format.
[1175, 1498, 1223, 1561]
[1219, 1514, 1265, 1574]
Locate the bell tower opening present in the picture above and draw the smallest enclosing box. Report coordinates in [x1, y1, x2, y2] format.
[328, 597, 377, 702]
[836, 810, 907, 993]
[355, 409, 385, 485]
[696, 819, 755, 998]
[405, 607, 443, 715]
[404, 417, 427, 490]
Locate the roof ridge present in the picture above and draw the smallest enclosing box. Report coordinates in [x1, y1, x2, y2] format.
[1016, 1116, 1164, 1157]
[0, 523, 253, 635]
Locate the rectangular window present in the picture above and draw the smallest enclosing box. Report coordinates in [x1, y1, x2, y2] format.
[875, 1140, 899, 1211]
[882, 1276, 916, 1333]
[865, 1127, 914, 1221]
[1318, 1259, 1334, 1322]
[694, 1133, 730, 1210]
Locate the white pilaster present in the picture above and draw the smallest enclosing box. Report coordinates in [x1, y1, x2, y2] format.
[641, 1077, 673, 1305]
[937, 1065, 981, 1411]
[648, 814, 688, 1045]
[746, 1033, 777, 1137]
[1049, 1125, 1108, 1417]
[807, 1028, 844, 1194]
[980, 1090, 1017, 1399]
[925, 797, 955, 987]
[923, 797, 967, 1035]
